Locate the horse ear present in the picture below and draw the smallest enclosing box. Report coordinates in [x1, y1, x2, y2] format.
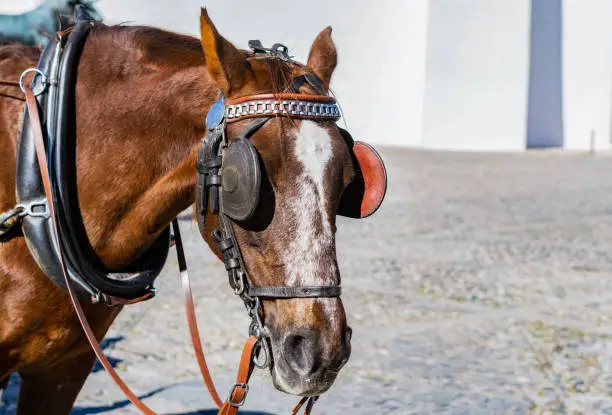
[200, 8, 247, 93]
[307, 26, 337, 88]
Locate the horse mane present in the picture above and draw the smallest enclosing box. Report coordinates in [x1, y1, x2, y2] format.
[88, 23, 206, 69]
[87, 23, 301, 93]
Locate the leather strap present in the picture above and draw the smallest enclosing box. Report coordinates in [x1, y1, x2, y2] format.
[217, 336, 258, 415]
[292, 397, 318, 415]
[104, 291, 155, 306]
[247, 286, 341, 299]
[25, 87, 158, 414]
[173, 219, 223, 408]
[226, 93, 336, 105]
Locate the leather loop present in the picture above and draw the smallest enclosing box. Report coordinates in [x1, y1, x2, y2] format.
[104, 291, 155, 306]
[207, 175, 222, 186]
[225, 258, 241, 270]
[216, 238, 234, 252]
[205, 157, 222, 170]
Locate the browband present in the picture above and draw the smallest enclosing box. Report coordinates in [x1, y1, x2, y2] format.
[225, 93, 340, 123]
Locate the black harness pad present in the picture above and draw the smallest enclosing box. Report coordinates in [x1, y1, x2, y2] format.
[15, 11, 169, 301]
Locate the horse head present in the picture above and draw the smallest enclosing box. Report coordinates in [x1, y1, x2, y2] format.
[197, 9, 355, 396]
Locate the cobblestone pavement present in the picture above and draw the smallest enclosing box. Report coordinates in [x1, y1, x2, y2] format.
[4, 148, 612, 414]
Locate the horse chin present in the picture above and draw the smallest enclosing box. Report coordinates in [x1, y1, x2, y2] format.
[267, 341, 342, 397]
[270, 363, 339, 396]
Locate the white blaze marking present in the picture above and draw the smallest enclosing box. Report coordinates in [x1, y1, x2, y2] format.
[285, 121, 335, 286]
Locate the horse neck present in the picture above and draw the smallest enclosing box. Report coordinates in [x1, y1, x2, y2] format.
[75, 27, 216, 268]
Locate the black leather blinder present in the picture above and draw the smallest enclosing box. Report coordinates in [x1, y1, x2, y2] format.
[196, 126, 264, 233]
[221, 138, 261, 222]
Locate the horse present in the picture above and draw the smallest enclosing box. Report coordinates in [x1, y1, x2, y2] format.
[0, 8, 381, 414]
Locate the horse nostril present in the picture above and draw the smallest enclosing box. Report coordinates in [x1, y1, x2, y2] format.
[345, 327, 353, 345]
[282, 330, 320, 377]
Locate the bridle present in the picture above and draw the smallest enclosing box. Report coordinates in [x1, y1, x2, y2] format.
[195, 85, 345, 367]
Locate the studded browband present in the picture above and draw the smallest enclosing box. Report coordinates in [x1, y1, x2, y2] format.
[225, 93, 340, 123]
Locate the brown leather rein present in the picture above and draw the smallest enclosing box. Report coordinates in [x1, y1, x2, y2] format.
[21, 86, 321, 415]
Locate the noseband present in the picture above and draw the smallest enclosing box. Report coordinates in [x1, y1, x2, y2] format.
[196, 84, 344, 357]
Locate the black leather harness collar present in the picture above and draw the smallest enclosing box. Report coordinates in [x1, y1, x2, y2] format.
[16, 8, 169, 304]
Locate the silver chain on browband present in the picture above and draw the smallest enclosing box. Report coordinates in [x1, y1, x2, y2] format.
[226, 99, 340, 120]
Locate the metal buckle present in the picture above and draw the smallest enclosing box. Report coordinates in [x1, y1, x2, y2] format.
[19, 68, 47, 96]
[227, 382, 249, 407]
[252, 337, 269, 369]
[16, 199, 49, 218]
[233, 270, 247, 296]
[248, 297, 263, 334]
[247, 297, 270, 369]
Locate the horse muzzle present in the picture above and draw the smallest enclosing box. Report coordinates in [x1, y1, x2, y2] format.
[265, 300, 352, 396]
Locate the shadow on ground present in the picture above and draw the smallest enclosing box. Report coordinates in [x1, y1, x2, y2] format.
[73, 407, 273, 415]
[71, 386, 165, 414]
[92, 336, 125, 373]
[71, 384, 275, 415]
[73, 404, 274, 415]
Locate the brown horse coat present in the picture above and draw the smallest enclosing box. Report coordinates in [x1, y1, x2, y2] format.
[0, 9, 351, 414]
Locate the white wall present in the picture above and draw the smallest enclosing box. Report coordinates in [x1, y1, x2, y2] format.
[422, 0, 531, 151]
[7, 0, 612, 151]
[95, 0, 427, 148]
[562, 0, 612, 151]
